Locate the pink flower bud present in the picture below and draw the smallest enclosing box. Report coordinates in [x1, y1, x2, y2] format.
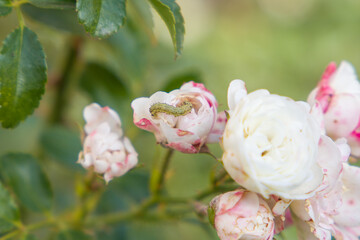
[209, 190, 275, 240]
[131, 81, 225, 153]
[78, 103, 138, 183]
[308, 61, 360, 158]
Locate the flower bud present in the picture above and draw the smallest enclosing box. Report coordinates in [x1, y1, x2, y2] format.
[131, 81, 225, 153]
[209, 190, 275, 240]
[78, 103, 138, 183]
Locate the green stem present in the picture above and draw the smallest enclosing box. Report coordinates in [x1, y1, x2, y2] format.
[0, 183, 237, 236]
[152, 148, 174, 196]
[86, 197, 156, 227]
[15, 7, 25, 29]
[194, 184, 237, 201]
[49, 36, 83, 124]
[72, 171, 104, 227]
[202, 151, 221, 162]
[0, 218, 55, 240]
[0, 230, 20, 240]
[11, 0, 29, 7]
[211, 168, 228, 187]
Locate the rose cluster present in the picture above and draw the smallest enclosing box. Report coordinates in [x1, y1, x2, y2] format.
[210, 61, 360, 240]
[78, 61, 360, 240]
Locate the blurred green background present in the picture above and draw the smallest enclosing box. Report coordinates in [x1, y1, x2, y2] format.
[0, 0, 359, 239]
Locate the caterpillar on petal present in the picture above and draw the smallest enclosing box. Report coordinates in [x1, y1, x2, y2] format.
[150, 101, 193, 118]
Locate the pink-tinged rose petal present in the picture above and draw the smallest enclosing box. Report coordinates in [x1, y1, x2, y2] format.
[84, 103, 122, 135]
[166, 142, 198, 154]
[330, 61, 360, 94]
[316, 135, 343, 194]
[332, 164, 360, 227]
[272, 199, 292, 216]
[207, 111, 227, 143]
[332, 225, 360, 240]
[94, 160, 109, 173]
[320, 62, 337, 85]
[291, 211, 320, 240]
[310, 102, 326, 134]
[324, 94, 360, 138]
[333, 138, 351, 163]
[134, 118, 159, 133]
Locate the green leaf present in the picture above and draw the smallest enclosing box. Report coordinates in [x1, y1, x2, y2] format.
[96, 170, 150, 214]
[76, 0, 126, 38]
[0, 153, 53, 212]
[162, 70, 203, 92]
[0, 182, 20, 234]
[0, 0, 11, 16]
[106, 22, 149, 80]
[56, 230, 94, 240]
[28, 0, 75, 9]
[148, 0, 185, 57]
[21, 4, 84, 34]
[79, 63, 128, 106]
[0, 27, 47, 128]
[40, 126, 83, 171]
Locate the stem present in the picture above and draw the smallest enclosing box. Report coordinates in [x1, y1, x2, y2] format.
[0, 183, 237, 236]
[15, 7, 25, 29]
[11, 0, 29, 7]
[72, 171, 104, 227]
[202, 151, 221, 162]
[0, 218, 55, 240]
[0, 230, 20, 240]
[211, 168, 228, 187]
[86, 197, 156, 227]
[278, 232, 287, 240]
[152, 148, 174, 196]
[49, 37, 83, 124]
[194, 184, 237, 201]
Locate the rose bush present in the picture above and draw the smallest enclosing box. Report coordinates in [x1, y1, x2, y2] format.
[222, 80, 323, 199]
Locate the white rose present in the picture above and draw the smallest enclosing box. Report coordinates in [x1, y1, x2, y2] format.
[222, 80, 323, 199]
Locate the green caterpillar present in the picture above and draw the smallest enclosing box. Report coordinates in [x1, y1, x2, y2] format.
[150, 101, 193, 118]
